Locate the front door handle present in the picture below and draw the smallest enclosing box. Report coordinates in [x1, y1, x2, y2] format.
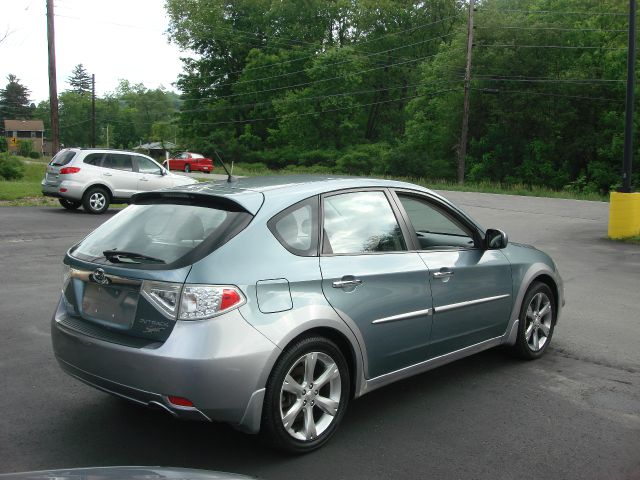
[103, 172, 112, 177]
[332, 279, 363, 288]
[433, 269, 454, 278]
[140, 177, 149, 181]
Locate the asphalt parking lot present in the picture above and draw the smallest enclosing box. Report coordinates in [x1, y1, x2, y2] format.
[0, 190, 638, 479]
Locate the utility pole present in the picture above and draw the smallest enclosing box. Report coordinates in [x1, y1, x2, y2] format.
[46, 0, 59, 155]
[457, 0, 475, 184]
[91, 73, 96, 148]
[106, 124, 109, 148]
[621, 0, 636, 193]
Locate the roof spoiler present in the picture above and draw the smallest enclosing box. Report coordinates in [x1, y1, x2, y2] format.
[131, 191, 250, 213]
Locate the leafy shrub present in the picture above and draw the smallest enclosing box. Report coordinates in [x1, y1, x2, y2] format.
[0, 154, 26, 180]
[17, 139, 33, 157]
[28, 151, 41, 159]
[0, 137, 7, 153]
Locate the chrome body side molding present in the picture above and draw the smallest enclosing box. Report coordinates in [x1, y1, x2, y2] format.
[435, 294, 511, 313]
[371, 308, 433, 325]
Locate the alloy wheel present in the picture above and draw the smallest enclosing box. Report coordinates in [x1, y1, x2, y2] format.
[524, 292, 553, 352]
[279, 351, 341, 441]
[89, 192, 106, 211]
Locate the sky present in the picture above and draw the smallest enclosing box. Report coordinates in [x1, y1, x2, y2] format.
[0, 0, 188, 103]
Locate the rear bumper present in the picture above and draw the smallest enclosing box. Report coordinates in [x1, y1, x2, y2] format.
[41, 179, 85, 201]
[51, 297, 280, 432]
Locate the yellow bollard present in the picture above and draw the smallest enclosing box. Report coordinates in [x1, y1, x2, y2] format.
[608, 191, 640, 239]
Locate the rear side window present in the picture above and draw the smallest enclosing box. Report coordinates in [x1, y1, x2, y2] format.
[268, 196, 319, 256]
[50, 150, 77, 166]
[71, 202, 253, 269]
[103, 153, 133, 171]
[83, 153, 104, 166]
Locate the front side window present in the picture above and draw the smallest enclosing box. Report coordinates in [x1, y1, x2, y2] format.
[137, 156, 162, 175]
[397, 194, 475, 249]
[323, 191, 406, 254]
[103, 153, 133, 171]
[268, 196, 318, 256]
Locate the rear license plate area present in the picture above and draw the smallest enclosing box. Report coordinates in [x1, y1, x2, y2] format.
[82, 283, 139, 329]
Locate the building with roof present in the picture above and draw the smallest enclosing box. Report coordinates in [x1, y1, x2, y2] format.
[3, 119, 45, 154]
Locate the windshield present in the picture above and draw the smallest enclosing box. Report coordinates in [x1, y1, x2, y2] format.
[71, 203, 252, 267]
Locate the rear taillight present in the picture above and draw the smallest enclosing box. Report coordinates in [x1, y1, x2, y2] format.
[141, 281, 245, 321]
[179, 285, 245, 320]
[59, 167, 81, 174]
[167, 396, 194, 407]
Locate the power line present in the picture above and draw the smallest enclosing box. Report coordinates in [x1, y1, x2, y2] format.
[199, 29, 463, 91]
[474, 75, 625, 84]
[180, 78, 464, 114]
[189, 87, 462, 126]
[181, 49, 461, 105]
[481, 9, 626, 16]
[472, 87, 623, 103]
[475, 43, 625, 50]
[475, 25, 627, 33]
[173, 14, 465, 84]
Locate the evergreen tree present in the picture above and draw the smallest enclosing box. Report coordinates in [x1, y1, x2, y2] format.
[67, 64, 92, 94]
[0, 74, 33, 127]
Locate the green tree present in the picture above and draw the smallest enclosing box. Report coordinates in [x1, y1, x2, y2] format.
[67, 64, 92, 94]
[0, 74, 33, 127]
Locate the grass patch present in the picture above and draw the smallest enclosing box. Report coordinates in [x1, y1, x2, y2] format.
[0, 158, 46, 201]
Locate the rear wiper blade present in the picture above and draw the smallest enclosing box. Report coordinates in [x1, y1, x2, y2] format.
[102, 250, 166, 264]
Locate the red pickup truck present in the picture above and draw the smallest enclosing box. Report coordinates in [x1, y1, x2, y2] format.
[164, 152, 214, 173]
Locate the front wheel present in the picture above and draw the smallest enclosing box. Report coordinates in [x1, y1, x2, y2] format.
[82, 187, 110, 214]
[511, 281, 556, 359]
[59, 198, 81, 210]
[261, 336, 350, 453]
[184, 164, 191, 173]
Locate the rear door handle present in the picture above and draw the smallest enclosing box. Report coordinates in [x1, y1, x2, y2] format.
[433, 269, 454, 278]
[332, 279, 363, 288]
[103, 172, 112, 177]
[140, 177, 149, 181]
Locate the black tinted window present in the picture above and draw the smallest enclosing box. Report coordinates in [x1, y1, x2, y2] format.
[50, 150, 77, 166]
[323, 191, 406, 254]
[83, 153, 104, 166]
[268, 196, 319, 256]
[103, 153, 133, 171]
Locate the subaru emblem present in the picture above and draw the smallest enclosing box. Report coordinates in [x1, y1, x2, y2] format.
[92, 268, 109, 285]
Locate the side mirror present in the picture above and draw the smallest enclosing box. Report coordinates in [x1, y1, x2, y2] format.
[161, 168, 168, 176]
[485, 228, 508, 249]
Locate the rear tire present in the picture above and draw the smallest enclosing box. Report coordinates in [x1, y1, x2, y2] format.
[511, 281, 556, 360]
[261, 336, 350, 454]
[82, 186, 110, 214]
[59, 198, 81, 210]
[184, 164, 191, 173]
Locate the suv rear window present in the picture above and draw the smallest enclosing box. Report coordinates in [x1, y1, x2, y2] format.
[71, 202, 252, 268]
[50, 150, 77, 166]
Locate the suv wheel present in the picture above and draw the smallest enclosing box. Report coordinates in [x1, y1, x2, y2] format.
[261, 336, 350, 453]
[83, 187, 110, 214]
[59, 198, 81, 210]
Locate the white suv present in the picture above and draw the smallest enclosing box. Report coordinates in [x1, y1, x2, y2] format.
[42, 148, 198, 213]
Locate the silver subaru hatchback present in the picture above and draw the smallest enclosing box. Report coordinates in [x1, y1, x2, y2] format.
[41, 148, 197, 213]
[51, 176, 564, 453]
